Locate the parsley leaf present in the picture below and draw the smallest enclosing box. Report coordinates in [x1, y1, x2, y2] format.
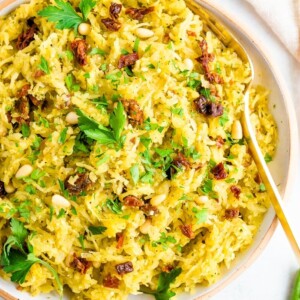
[0, 220, 63, 295]
[58, 127, 68, 144]
[109, 101, 126, 142]
[38, 56, 50, 74]
[38, 0, 83, 31]
[88, 226, 107, 235]
[79, 0, 96, 21]
[264, 153, 272, 163]
[152, 232, 177, 250]
[105, 199, 123, 214]
[77, 101, 126, 148]
[140, 268, 182, 300]
[192, 207, 208, 223]
[130, 164, 139, 185]
[89, 47, 107, 56]
[21, 123, 30, 137]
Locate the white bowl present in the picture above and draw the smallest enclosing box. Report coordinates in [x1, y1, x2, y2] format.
[0, 0, 298, 299]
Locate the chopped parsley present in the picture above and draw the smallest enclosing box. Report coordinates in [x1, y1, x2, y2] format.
[76, 101, 126, 148]
[105, 199, 122, 214]
[89, 48, 107, 57]
[38, 56, 50, 75]
[140, 268, 182, 300]
[130, 164, 140, 185]
[58, 127, 68, 144]
[192, 207, 208, 223]
[88, 226, 107, 235]
[264, 153, 272, 163]
[65, 73, 80, 92]
[21, 123, 30, 138]
[152, 232, 177, 250]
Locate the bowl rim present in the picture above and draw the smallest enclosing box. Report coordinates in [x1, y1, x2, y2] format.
[0, 0, 299, 299]
[195, 0, 299, 299]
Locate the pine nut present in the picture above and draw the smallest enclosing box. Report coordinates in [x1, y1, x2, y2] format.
[157, 181, 170, 195]
[66, 112, 79, 125]
[4, 182, 15, 193]
[184, 58, 194, 71]
[150, 194, 167, 206]
[135, 28, 154, 39]
[139, 219, 151, 234]
[52, 194, 71, 208]
[231, 120, 243, 140]
[15, 164, 33, 179]
[195, 195, 208, 205]
[78, 23, 91, 35]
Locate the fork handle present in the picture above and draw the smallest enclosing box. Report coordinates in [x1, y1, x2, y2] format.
[241, 92, 300, 264]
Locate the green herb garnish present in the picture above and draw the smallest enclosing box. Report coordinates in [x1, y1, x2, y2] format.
[192, 207, 208, 223]
[38, 0, 96, 32]
[38, 56, 50, 75]
[0, 219, 63, 296]
[88, 226, 107, 235]
[76, 101, 126, 148]
[140, 268, 182, 300]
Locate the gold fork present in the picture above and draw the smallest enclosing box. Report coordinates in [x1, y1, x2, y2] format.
[186, 0, 300, 263]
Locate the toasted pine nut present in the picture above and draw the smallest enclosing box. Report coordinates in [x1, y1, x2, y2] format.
[135, 28, 154, 39]
[66, 112, 79, 125]
[184, 58, 194, 71]
[139, 219, 151, 234]
[78, 23, 91, 35]
[52, 194, 71, 208]
[15, 164, 33, 179]
[89, 172, 97, 183]
[231, 120, 243, 140]
[4, 182, 15, 193]
[157, 181, 170, 195]
[195, 195, 209, 205]
[150, 194, 167, 206]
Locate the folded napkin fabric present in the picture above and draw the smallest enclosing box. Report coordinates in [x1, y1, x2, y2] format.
[245, 0, 300, 62]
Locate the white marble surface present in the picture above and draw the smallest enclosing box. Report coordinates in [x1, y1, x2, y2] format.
[210, 1, 300, 300]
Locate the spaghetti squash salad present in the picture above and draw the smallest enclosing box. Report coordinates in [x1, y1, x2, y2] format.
[0, 0, 277, 299]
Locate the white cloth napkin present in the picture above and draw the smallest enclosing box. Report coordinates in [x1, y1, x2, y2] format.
[245, 0, 300, 62]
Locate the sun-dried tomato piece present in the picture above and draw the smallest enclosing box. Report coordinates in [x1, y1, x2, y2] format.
[64, 173, 92, 195]
[70, 253, 91, 274]
[115, 261, 134, 275]
[16, 19, 38, 50]
[194, 96, 223, 117]
[125, 6, 154, 21]
[101, 18, 121, 31]
[118, 52, 139, 69]
[70, 39, 88, 66]
[186, 30, 196, 37]
[230, 185, 241, 199]
[103, 274, 120, 288]
[110, 3, 122, 19]
[161, 265, 174, 273]
[121, 99, 144, 126]
[123, 195, 144, 207]
[173, 152, 190, 169]
[211, 162, 227, 180]
[179, 224, 195, 239]
[196, 40, 224, 84]
[225, 208, 240, 219]
[215, 136, 225, 148]
[116, 232, 125, 249]
[15, 97, 30, 123]
[34, 70, 45, 79]
[0, 181, 7, 197]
